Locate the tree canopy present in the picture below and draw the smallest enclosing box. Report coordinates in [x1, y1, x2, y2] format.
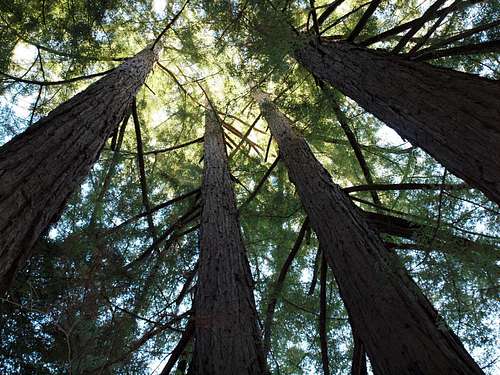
[0, 0, 499, 373]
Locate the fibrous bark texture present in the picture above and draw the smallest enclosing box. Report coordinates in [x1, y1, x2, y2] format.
[192, 108, 267, 375]
[0, 46, 159, 293]
[255, 91, 484, 375]
[294, 40, 500, 206]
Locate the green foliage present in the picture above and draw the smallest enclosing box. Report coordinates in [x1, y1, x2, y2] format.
[0, 0, 499, 374]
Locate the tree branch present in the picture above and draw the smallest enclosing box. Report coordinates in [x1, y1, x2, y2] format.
[132, 99, 159, 251]
[331, 99, 381, 206]
[320, 1, 371, 36]
[95, 311, 191, 373]
[0, 67, 115, 86]
[317, 0, 347, 28]
[124, 203, 201, 269]
[107, 188, 200, 233]
[413, 39, 500, 61]
[407, 12, 447, 56]
[240, 156, 280, 210]
[143, 136, 204, 155]
[160, 320, 195, 375]
[151, 0, 191, 50]
[90, 113, 131, 227]
[392, 0, 447, 54]
[344, 182, 468, 193]
[319, 252, 330, 375]
[263, 218, 309, 356]
[364, 211, 499, 257]
[346, 0, 382, 42]
[229, 114, 262, 159]
[359, 0, 484, 46]
[308, 248, 321, 295]
[413, 19, 500, 57]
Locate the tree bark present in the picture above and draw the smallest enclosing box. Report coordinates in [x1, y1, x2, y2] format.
[0, 45, 159, 293]
[192, 108, 267, 374]
[294, 39, 500, 206]
[255, 91, 484, 375]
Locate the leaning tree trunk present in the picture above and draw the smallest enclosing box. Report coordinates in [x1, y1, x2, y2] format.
[254, 91, 484, 375]
[294, 39, 500, 206]
[192, 108, 267, 375]
[0, 46, 159, 293]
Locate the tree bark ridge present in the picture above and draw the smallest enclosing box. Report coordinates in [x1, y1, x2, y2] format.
[0, 46, 159, 292]
[255, 90, 483, 375]
[192, 108, 267, 374]
[295, 40, 500, 206]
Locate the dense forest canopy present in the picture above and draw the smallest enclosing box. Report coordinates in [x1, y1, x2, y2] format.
[0, 0, 499, 373]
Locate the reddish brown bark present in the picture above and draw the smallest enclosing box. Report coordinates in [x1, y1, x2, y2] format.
[255, 91, 484, 375]
[192, 108, 267, 374]
[0, 46, 159, 293]
[294, 40, 500, 206]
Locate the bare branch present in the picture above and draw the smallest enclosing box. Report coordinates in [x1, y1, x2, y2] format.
[143, 136, 204, 155]
[414, 19, 500, 56]
[407, 13, 447, 56]
[347, 0, 382, 42]
[360, 0, 485, 46]
[319, 253, 330, 375]
[0, 68, 115, 86]
[107, 188, 200, 233]
[344, 182, 468, 193]
[240, 156, 280, 210]
[159, 320, 195, 375]
[392, 0, 447, 54]
[229, 114, 262, 159]
[413, 40, 500, 61]
[152, 0, 191, 50]
[263, 219, 309, 356]
[331, 98, 381, 206]
[90, 113, 131, 227]
[124, 203, 201, 269]
[132, 99, 160, 252]
[95, 311, 191, 372]
[320, 2, 371, 36]
[308, 248, 321, 295]
[317, 0, 347, 28]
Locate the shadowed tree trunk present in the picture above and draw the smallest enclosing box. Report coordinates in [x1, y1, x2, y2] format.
[351, 336, 368, 375]
[192, 107, 267, 374]
[294, 39, 500, 206]
[0, 45, 160, 293]
[254, 90, 484, 375]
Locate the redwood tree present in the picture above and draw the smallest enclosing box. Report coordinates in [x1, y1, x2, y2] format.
[192, 107, 267, 374]
[255, 90, 484, 375]
[0, 45, 159, 293]
[294, 38, 500, 206]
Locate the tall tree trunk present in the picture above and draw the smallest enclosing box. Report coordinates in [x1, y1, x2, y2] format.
[192, 108, 267, 374]
[0, 46, 159, 293]
[294, 40, 500, 206]
[254, 91, 484, 375]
